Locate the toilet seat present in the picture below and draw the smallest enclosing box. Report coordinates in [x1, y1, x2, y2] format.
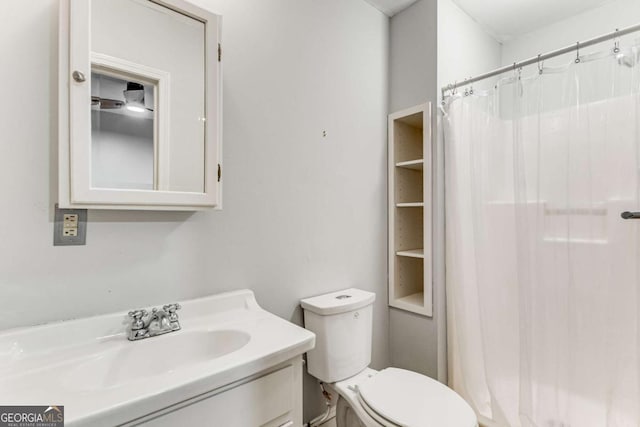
[356, 392, 397, 426]
[355, 368, 477, 427]
[332, 368, 477, 427]
[330, 368, 387, 426]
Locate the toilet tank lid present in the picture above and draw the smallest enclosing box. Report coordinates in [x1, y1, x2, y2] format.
[301, 288, 376, 316]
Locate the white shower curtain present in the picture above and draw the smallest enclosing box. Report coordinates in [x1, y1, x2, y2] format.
[444, 45, 640, 427]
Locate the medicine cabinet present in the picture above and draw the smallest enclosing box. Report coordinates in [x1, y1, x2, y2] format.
[388, 103, 433, 317]
[58, 0, 222, 210]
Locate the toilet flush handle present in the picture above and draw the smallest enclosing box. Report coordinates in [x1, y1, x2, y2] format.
[621, 211, 640, 219]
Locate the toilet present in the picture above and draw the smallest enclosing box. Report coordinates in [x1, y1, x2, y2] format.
[301, 288, 478, 427]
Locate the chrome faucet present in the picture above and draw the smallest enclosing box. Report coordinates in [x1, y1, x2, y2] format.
[127, 303, 181, 341]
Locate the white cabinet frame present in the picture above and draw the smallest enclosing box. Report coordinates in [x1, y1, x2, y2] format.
[388, 103, 433, 317]
[58, 0, 222, 210]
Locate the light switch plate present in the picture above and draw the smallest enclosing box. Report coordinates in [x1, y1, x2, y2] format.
[54, 204, 87, 246]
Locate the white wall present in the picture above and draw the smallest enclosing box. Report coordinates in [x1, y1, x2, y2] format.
[389, 0, 438, 112]
[0, 0, 389, 421]
[502, 0, 640, 67]
[388, 0, 441, 380]
[437, 0, 502, 100]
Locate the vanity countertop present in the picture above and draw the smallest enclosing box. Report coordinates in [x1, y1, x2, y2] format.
[0, 290, 315, 426]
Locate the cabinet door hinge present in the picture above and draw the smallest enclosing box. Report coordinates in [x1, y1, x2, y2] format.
[217, 164, 222, 182]
[218, 43, 221, 62]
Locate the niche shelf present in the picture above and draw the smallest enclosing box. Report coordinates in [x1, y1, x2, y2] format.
[396, 159, 424, 170]
[396, 202, 424, 208]
[396, 249, 425, 259]
[388, 103, 432, 317]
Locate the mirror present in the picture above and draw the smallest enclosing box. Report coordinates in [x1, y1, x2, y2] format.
[91, 72, 156, 191]
[59, 0, 221, 210]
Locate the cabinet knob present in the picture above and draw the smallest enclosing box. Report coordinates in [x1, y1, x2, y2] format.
[72, 70, 86, 83]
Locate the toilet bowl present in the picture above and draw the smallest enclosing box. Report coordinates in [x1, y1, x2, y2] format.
[301, 288, 477, 427]
[327, 367, 477, 427]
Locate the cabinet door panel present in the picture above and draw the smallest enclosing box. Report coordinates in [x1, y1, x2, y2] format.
[59, 0, 222, 210]
[138, 366, 294, 427]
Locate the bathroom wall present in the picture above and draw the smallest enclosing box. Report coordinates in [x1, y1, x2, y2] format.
[0, 0, 389, 421]
[501, 0, 640, 67]
[437, 0, 502, 100]
[389, 0, 438, 113]
[388, 0, 441, 380]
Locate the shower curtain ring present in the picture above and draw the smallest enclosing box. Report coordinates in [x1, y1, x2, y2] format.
[537, 54, 544, 75]
[575, 42, 581, 63]
[613, 28, 620, 53]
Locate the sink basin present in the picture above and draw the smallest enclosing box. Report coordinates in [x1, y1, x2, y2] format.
[63, 330, 251, 391]
[0, 290, 315, 426]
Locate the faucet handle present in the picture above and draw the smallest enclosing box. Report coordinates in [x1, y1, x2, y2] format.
[128, 309, 147, 319]
[163, 303, 181, 331]
[128, 309, 147, 330]
[127, 309, 148, 341]
[163, 303, 181, 314]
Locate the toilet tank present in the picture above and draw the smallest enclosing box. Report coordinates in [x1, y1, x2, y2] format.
[301, 288, 376, 383]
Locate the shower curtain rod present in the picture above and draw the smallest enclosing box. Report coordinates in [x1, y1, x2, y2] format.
[441, 22, 640, 100]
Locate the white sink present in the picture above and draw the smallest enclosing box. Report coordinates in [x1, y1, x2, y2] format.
[0, 290, 315, 426]
[63, 330, 251, 391]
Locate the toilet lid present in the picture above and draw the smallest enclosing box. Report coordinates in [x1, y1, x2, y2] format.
[357, 368, 477, 427]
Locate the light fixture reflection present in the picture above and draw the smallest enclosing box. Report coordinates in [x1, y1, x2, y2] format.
[123, 82, 146, 113]
[126, 104, 146, 113]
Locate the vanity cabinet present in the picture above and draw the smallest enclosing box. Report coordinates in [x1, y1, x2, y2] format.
[58, 0, 222, 210]
[127, 358, 302, 427]
[388, 103, 433, 317]
[0, 290, 314, 427]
